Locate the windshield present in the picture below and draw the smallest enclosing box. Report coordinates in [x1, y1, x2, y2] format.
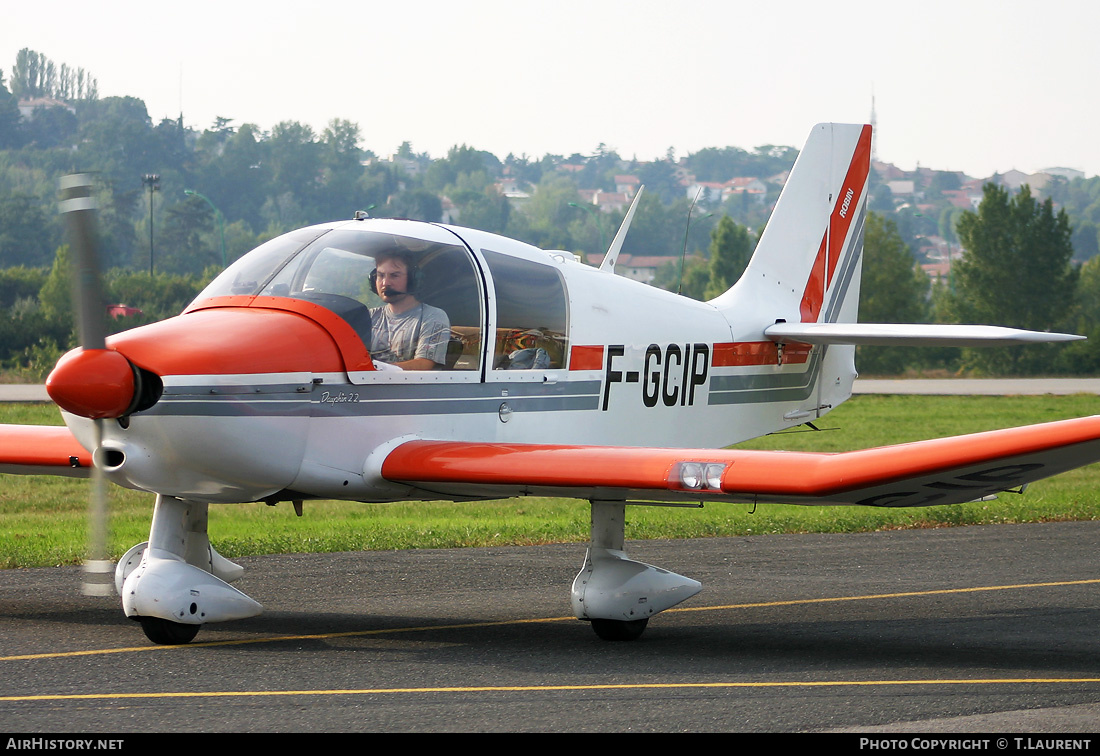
[191, 226, 329, 302]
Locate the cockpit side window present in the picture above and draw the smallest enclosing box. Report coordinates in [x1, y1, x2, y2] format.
[414, 245, 483, 371]
[481, 249, 569, 370]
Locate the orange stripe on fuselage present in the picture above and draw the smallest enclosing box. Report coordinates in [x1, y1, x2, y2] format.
[569, 345, 605, 370]
[712, 341, 811, 367]
[570, 342, 811, 369]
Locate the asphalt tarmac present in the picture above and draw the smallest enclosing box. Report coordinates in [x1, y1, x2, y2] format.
[2, 522, 1099, 733]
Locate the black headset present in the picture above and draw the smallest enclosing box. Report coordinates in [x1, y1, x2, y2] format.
[370, 251, 421, 295]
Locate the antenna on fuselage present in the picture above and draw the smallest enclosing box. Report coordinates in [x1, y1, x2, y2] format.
[676, 187, 706, 296]
[598, 185, 644, 274]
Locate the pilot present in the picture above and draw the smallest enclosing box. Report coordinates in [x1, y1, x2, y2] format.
[368, 249, 451, 370]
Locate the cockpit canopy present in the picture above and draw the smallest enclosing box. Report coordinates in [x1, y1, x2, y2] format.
[192, 221, 572, 373]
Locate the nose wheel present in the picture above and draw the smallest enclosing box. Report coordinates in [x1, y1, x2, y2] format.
[138, 617, 201, 645]
[590, 618, 648, 641]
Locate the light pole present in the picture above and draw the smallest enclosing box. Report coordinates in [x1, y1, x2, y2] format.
[568, 201, 606, 254]
[184, 189, 227, 268]
[141, 174, 160, 274]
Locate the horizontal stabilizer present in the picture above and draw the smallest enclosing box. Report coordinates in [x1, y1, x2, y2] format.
[764, 322, 1085, 347]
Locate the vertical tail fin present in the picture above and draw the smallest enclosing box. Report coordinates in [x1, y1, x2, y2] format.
[710, 123, 872, 328]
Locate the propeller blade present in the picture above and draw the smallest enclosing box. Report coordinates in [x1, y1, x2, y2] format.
[83, 420, 112, 596]
[59, 174, 113, 596]
[59, 174, 107, 351]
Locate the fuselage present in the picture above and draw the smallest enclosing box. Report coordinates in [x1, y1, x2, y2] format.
[60, 217, 855, 503]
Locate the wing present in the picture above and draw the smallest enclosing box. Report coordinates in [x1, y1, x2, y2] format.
[0, 425, 92, 477]
[380, 415, 1100, 507]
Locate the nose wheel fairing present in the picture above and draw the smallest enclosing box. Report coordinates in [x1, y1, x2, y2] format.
[120, 495, 261, 644]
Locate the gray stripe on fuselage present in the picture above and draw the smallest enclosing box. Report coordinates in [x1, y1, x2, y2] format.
[314, 379, 601, 417]
[707, 350, 823, 405]
[333, 380, 602, 401]
[138, 379, 602, 418]
[313, 392, 600, 418]
[160, 382, 312, 397]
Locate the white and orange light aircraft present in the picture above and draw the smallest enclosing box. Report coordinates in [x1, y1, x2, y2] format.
[5, 123, 1100, 645]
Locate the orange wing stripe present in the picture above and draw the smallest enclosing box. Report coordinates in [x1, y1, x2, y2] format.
[0, 425, 91, 469]
[381, 415, 1100, 498]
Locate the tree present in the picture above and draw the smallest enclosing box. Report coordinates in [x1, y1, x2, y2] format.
[654, 256, 708, 299]
[23, 103, 78, 148]
[1071, 219, 1099, 262]
[1054, 255, 1100, 373]
[196, 122, 269, 231]
[635, 159, 682, 204]
[0, 193, 56, 267]
[384, 188, 442, 223]
[685, 144, 798, 183]
[424, 144, 501, 193]
[267, 120, 320, 201]
[703, 215, 754, 299]
[507, 173, 582, 250]
[10, 49, 53, 99]
[619, 193, 712, 259]
[38, 245, 73, 325]
[0, 70, 23, 149]
[951, 184, 1076, 374]
[859, 213, 929, 323]
[157, 195, 216, 275]
[856, 212, 931, 374]
[449, 187, 510, 235]
[317, 118, 366, 220]
[75, 97, 157, 190]
[10, 49, 96, 102]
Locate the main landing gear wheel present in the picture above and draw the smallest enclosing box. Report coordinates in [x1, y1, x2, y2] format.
[590, 618, 648, 641]
[139, 617, 201, 645]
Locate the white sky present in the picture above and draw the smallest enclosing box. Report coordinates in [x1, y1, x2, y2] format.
[3, 0, 1098, 178]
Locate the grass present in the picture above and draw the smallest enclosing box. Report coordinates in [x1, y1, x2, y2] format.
[2, 394, 1099, 568]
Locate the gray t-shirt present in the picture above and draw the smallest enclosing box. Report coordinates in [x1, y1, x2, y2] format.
[369, 303, 451, 367]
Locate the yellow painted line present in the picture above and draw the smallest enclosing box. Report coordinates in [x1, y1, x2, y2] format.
[0, 617, 568, 660]
[669, 578, 1100, 613]
[4, 677, 1100, 703]
[3, 578, 1098, 662]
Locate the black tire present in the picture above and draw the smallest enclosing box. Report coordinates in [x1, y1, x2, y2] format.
[590, 617, 648, 641]
[139, 617, 201, 645]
